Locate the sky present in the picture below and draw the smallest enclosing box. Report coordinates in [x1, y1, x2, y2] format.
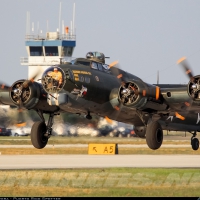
[1, 0, 200, 85]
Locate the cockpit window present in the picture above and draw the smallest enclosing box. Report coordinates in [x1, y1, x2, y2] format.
[102, 64, 110, 70]
[76, 61, 91, 66]
[41, 66, 66, 93]
[91, 62, 98, 69]
[97, 63, 103, 71]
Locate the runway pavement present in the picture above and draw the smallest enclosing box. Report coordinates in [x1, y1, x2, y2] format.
[0, 154, 199, 169]
[0, 136, 198, 169]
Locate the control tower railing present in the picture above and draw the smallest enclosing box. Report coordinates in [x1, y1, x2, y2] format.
[25, 33, 76, 41]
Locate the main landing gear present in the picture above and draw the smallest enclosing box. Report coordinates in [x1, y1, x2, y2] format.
[31, 112, 55, 149]
[190, 131, 199, 151]
[146, 121, 163, 150]
[145, 121, 200, 151]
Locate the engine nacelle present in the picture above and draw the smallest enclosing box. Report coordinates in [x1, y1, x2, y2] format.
[119, 81, 167, 111]
[10, 80, 42, 109]
[187, 75, 200, 101]
[0, 91, 16, 106]
[134, 126, 146, 138]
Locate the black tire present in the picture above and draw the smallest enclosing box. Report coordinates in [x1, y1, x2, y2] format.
[146, 121, 163, 150]
[191, 138, 199, 151]
[31, 121, 48, 149]
[14, 133, 19, 137]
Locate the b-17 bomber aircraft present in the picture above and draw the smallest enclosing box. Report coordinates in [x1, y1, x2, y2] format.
[0, 51, 200, 151]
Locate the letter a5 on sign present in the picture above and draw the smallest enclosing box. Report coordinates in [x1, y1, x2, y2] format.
[88, 143, 118, 155]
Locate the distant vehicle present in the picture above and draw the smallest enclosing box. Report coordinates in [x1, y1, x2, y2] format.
[9, 126, 31, 137]
[22, 126, 32, 135]
[0, 127, 11, 136]
[125, 128, 137, 137]
[52, 123, 77, 136]
[52, 123, 101, 137]
[98, 125, 114, 136]
[109, 127, 134, 138]
[77, 127, 100, 137]
[109, 127, 125, 137]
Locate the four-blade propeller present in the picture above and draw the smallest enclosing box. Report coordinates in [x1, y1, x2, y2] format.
[176, 56, 198, 120]
[177, 57, 195, 82]
[104, 60, 124, 124]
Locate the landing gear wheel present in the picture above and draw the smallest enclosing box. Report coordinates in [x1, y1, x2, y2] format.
[146, 121, 163, 150]
[31, 121, 48, 149]
[191, 138, 199, 151]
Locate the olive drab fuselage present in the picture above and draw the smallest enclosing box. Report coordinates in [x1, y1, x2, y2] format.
[38, 52, 200, 132]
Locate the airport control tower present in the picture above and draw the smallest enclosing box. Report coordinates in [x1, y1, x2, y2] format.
[20, 3, 76, 81]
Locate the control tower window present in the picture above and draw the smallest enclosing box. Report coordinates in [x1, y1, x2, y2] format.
[30, 47, 43, 56]
[45, 47, 58, 56]
[62, 47, 73, 57]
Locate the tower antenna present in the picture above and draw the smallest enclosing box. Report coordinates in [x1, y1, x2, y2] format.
[59, 2, 62, 33]
[73, 3, 75, 35]
[71, 20, 72, 35]
[62, 20, 64, 35]
[32, 22, 34, 33]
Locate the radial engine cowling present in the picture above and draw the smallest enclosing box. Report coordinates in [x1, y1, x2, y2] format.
[187, 75, 200, 101]
[119, 81, 166, 111]
[10, 80, 42, 109]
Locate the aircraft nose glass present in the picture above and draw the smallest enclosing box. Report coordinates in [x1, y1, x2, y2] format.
[41, 66, 65, 93]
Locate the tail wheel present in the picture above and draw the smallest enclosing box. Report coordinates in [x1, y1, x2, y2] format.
[146, 121, 163, 150]
[31, 121, 48, 149]
[191, 138, 199, 151]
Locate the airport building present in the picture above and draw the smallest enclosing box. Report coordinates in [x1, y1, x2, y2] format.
[20, 3, 76, 81]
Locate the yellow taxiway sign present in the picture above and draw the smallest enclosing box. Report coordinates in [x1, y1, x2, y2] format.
[88, 143, 118, 155]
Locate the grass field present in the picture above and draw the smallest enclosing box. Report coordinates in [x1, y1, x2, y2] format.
[0, 168, 200, 197]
